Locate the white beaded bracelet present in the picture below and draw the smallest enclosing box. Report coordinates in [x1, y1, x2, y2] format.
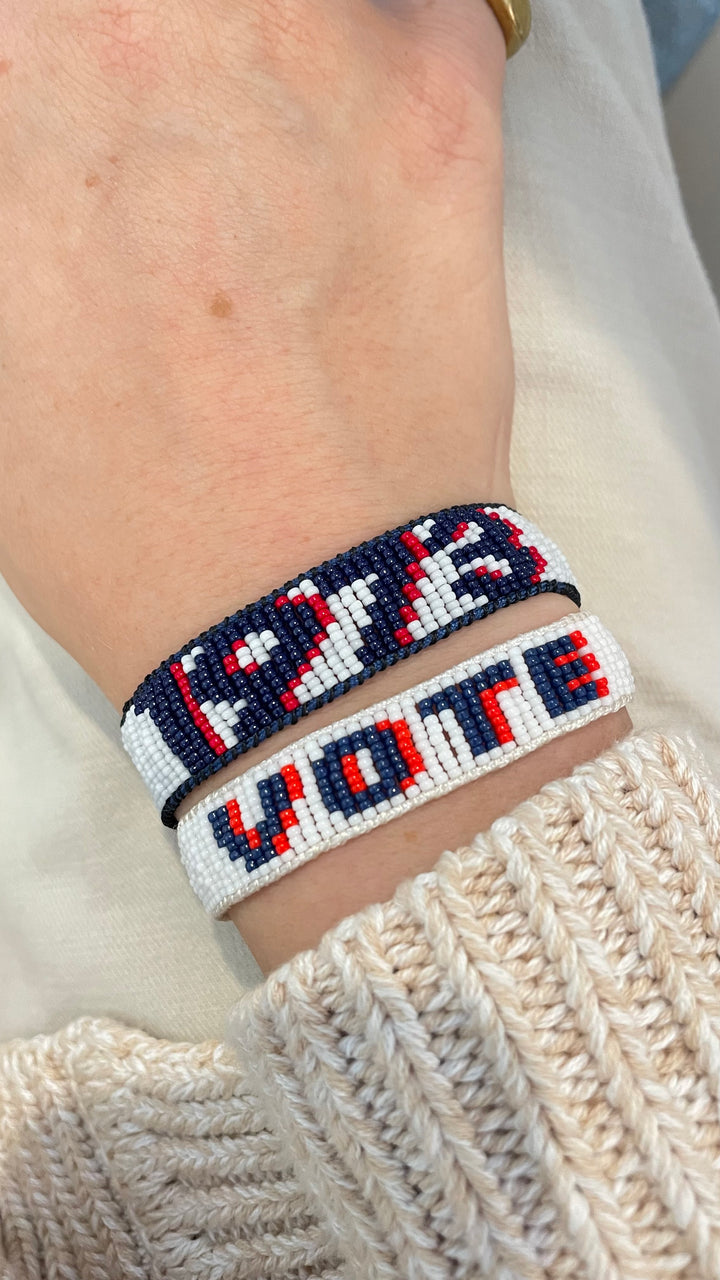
[177, 612, 633, 918]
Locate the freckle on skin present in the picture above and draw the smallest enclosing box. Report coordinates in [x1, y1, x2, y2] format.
[209, 291, 233, 318]
[85, 173, 101, 188]
[109, 155, 120, 164]
[0, 60, 12, 75]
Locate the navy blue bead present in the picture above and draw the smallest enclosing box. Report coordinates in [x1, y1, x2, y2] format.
[257, 779, 282, 837]
[444, 685, 487, 759]
[377, 724, 411, 785]
[310, 756, 342, 815]
[323, 741, 358, 818]
[363, 725, 401, 800]
[270, 772, 291, 813]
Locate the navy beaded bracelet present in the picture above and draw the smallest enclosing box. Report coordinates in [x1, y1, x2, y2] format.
[121, 503, 581, 825]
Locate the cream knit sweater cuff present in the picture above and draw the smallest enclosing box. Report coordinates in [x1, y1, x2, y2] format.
[228, 730, 720, 1280]
[3, 731, 720, 1280]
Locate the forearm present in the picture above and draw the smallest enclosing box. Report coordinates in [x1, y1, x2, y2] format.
[0, 0, 511, 706]
[1, 0, 630, 978]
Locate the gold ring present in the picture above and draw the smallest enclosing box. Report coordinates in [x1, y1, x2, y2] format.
[484, 0, 532, 58]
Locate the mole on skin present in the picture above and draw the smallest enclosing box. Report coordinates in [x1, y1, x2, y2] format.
[210, 291, 233, 318]
[85, 174, 101, 187]
[0, 60, 12, 75]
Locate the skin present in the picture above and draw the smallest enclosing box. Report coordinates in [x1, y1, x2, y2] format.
[0, 0, 630, 971]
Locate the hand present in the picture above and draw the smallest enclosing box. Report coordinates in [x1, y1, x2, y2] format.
[0, 0, 512, 705]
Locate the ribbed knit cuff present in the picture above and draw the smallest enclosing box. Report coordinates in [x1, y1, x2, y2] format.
[228, 731, 720, 1280]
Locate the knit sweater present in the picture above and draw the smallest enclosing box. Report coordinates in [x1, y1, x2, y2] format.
[3, 730, 720, 1280]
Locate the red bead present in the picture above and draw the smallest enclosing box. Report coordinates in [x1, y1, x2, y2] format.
[297, 663, 312, 676]
[554, 651, 579, 667]
[394, 628, 413, 646]
[232, 638, 248, 651]
[400, 777, 416, 792]
[279, 808, 299, 829]
[399, 605, 419, 624]
[274, 595, 290, 609]
[281, 765, 304, 799]
[272, 833, 291, 855]
[170, 662, 183, 676]
[313, 631, 328, 645]
[490, 570, 503, 581]
[595, 678, 610, 697]
[227, 799, 244, 836]
[569, 631, 588, 649]
[400, 531, 428, 561]
[280, 691, 300, 711]
[402, 583, 422, 602]
[340, 753, 365, 793]
[288, 677, 302, 689]
[247, 828, 261, 850]
[582, 655, 600, 673]
[501, 518, 523, 550]
[306, 648, 321, 661]
[245, 661, 259, 675]
[567, 672, 594, 692]
[475, 566, 488, 577]
[223, 654, 240, 675]
[376, 719, 391, 732]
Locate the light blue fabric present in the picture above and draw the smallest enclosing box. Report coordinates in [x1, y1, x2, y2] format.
[642, 0, 720, 90]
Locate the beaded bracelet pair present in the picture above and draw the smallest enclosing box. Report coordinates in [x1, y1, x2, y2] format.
[122, 504, 580, 826]
[120, 503, 633, 917]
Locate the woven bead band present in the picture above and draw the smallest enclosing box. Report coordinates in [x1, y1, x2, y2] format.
[178, 611, 630, 917]
[122, 504, 580, 826]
